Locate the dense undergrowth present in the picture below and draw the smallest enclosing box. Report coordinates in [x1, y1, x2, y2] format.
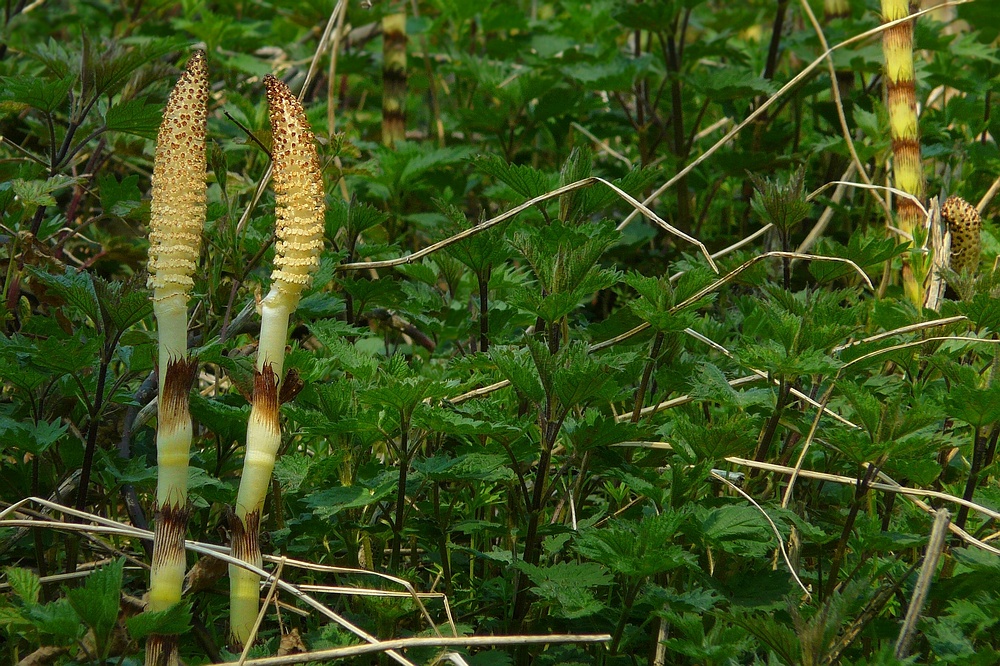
[2, 0, 1000, 664]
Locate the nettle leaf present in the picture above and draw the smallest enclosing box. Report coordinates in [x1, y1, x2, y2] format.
[361, 376, 455, 418]
[565, 413, 649, 452]
[489, 344, 545, 404]
[126, 601, 192, 640]
[26, 598, 83, 643]
[946, 382, 1000, 428]
[104, 97, 163, 139]
[612, 1, 677, 31]
[736, 339, 841, 377]
[957, 293, 1000, 332]
[579, 167, 661, 218]
[562, 54, 655, 92]
[66, 558, 123, 651]
[688, 67, 778, 102]
[98, 173, 143, 218]
[438, 200, 511, 275]
[94, 273, 152, 337]
[12, 174, 80, 210]
[22, 418, 69, 455]
[0, 75, 74, 112]
[558, 147, 593, 222]
[305, 482, 394, 520]
[190, 394, 248, 444]
[32, 329, 101, 376]
[642, 584, 722, 614]
[5, 567, 42, 606]
[552, 342, 624, 410]
[81, 35, 184, 102]
[810, 231, 905, 283]
[413, 453, 516, 483]
[673, 413, 757, 461]
[28, 266, 100, 326]
[509, 219, 620, 299]
[273, 454, 313, 493]
[515, 561, 611, 619]
[575, 512, 695, 578]
[473, 154, 553, 200]
[339, 276, 404, 314]
[690, 504, 776, 557]
[343, 199, 389, 238]
[687, 363, 771, 410]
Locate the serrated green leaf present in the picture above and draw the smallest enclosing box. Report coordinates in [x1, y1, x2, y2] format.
[126, 601, 192, 640]
[66, 557, 123, 652]
[305, 483, 394, 519]
[26, 598, 83, 643]
[692, 504, 775, 557]
[688, 67, 778, 101]
[612, 1, 677, 30]
[98, 173, 144, 218]
[93, 273, 152, 336]
[5, 567, 42, 606]
[104, 97, 163, 139]
[11, 175, 79, 210]
[273, 454, 312, 493]
[190, 394, 249, 444]
[575, 512, 695, 578]
[0, 75, 74, 112]
[28, 266, 101, 328]
[413, 453, 516, 482]
[473, 154, 553, 200]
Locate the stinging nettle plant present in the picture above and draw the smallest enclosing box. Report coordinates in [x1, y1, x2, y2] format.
[145, 50, 208, 666]
[228, 74, 325, 651]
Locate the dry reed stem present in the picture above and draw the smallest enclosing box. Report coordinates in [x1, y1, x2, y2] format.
[709, 471, 810, 598]
[450, 248, 874, 408]
[236, 557, 286, 666]
[894, 508, 950, 659]
[831, 315, 968, 352]
[0, 498, 419, 666]
[720, 459, 1000, 522]
[780, 383, 836, 509]
[842, 335, 1000, 369]
[337, 176, 719, 273]
[213, 634, 612, 666]
[235, 0, 347, 237]
[616, 1, 971, 232]
[798, 0, 890, 221]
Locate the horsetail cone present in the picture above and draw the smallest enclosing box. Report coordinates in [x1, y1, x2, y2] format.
[229, 75, 324, 650]
[942, 195, 982, 275]
[255, 75, 325, 383]
[148, 50, 209, 384]
[145, 50, 208, 666]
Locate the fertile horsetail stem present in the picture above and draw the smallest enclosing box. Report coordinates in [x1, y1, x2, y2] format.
[229, 75, 324, 650]
[145, 49, 208, 666]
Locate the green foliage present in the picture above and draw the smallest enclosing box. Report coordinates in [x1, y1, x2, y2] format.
[3, 0, 1000, 663]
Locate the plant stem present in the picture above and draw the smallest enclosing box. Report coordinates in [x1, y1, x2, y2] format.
[955, 426, 987, 531]
[478, 269, 490, 353]
[752, 376, 788, 465]
[67, 355, 110, 573]
[389, 419, 410, 571]
[825, 462, 880, 599]
[631, 331, 664, 423]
